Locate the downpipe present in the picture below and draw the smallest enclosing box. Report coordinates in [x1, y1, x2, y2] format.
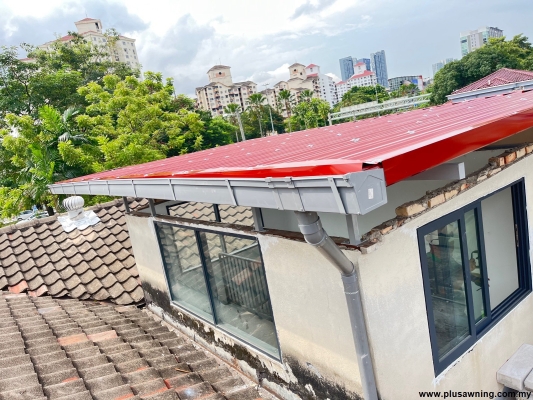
[294, 211, 378, 400]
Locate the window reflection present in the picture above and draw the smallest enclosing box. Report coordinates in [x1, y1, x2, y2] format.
[425, 221, 470, 359]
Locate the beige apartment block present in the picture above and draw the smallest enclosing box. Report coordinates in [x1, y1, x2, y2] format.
[267, 62, 337, 117]
[38, 18, 141, 70]
[195, 65, 257, 116]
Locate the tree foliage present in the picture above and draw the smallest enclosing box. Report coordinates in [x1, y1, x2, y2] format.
[431, 35, 533, 104]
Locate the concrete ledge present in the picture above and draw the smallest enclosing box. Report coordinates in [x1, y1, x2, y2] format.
[497, 344, 533, 390]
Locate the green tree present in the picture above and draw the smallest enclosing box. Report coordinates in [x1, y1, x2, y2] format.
[223, 103, 242, 142]
[277, 90, 294, 132]
[0, 36, 139, 122]
[0, 105, 96, 216]
[431, 34, 533, 104]
[339, 85, 389, 109]
[390, 83, 420, 98]
[247, 93, 266, 137]
[71, 72, 232, 168]
[299, 89, 314, 103]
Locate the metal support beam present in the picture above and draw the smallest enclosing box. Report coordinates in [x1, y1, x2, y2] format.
[213, 204, 221, 222]
[329, 94, 430, 122]
[346, 214, 362, 245]
[406, 162, 465, 181]
[251, 208, 264, 232]
[148, 199, 157, 217]
[123, 197, 130, 214]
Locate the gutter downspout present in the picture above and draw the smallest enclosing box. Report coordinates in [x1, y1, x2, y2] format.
[294, 211, 378, 400]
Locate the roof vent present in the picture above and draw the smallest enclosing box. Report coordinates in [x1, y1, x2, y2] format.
[58, 196, 100, 232]
[63, 196, 85, 219]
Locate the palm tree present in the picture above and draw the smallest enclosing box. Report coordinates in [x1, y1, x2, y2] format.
[224, 103, 244, 142]
[277, 90, 294, 132]
[299, 89, 314, 103]
[247, 93, 266, 137]
[39, 105, 87, 143]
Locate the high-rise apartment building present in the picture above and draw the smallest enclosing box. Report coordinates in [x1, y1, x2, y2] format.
[339, 56, 355, 82]
[39, 18, 141, 70]
[195, 66, 257, 116]
[370, 50, 389, 88]
[432, 58, 456, 76]
[460, 27, 503, 56]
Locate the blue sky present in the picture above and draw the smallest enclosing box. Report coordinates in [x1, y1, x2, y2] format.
[1, 0, 532, 96]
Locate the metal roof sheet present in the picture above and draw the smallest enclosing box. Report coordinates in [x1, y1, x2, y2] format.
[58, 91, 533, 187]
[452, 68, 533, 95]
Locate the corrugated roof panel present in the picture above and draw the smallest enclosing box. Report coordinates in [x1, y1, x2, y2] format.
[58, 91, 533, 186]
[452, 68, 533, 95]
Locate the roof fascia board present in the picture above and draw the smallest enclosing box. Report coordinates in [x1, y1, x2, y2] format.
[49, 170, 387, 216]
[382, 107, 533, 185]
[448, 81, 533, 102]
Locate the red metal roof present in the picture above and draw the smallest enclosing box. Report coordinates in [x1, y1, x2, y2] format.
[306, 63, 319, 68]
[59, 91, 533, 186]
[452, 68, 533, 95]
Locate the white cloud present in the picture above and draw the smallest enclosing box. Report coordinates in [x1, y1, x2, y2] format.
[3, 0, 532, 100]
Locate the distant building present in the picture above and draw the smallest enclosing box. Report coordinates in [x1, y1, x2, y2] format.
[339, 56, 355, 82]
[195, 65, 257, 116]
[335, 70, 378, 100]
[432, 58, 456, 76]
[358, 58, 371, 72]
[460, 26, 503, 56]
[388, 75, 424, 92]
[38, 18, 141, 70]
[267, 63, 337, 115]
[370, 50, 389, 88]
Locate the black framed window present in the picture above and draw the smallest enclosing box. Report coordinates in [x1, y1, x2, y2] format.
[154, 221, 280, 359]
[418, 180, 531, 375]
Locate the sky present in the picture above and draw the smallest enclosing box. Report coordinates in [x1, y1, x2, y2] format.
[1, 0, 532, 96]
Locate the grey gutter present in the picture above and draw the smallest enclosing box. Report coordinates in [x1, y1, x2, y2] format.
[447, 79, 533, 103]
[49, 169, 387, 216]
[294, 211, 378, 400]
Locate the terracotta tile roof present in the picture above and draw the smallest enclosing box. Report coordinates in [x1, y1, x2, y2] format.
[0, 292, 266, 400]
[0, 199, 147, 305]
[452, 68, 533, 95]
[168, 202, 254, 227]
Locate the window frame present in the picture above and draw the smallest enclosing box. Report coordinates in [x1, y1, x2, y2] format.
[153, 219, 281, 360]
[418, 179, 531, 375]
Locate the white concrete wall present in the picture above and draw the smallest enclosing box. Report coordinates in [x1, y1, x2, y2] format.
[358, 155, 533, 398]
[126, 214, 363, 396]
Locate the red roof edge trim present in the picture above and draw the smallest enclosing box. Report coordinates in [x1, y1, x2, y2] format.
[66, 160, 367, 182]
[382, 108, 533, 185]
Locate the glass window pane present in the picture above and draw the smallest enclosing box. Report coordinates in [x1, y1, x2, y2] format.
[481, 187, 519, 309]
[464, 209, 486, 322]
[155, 223, 213, 321]
[200, 232, 279, 357]
[424, 220, 470, 359]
